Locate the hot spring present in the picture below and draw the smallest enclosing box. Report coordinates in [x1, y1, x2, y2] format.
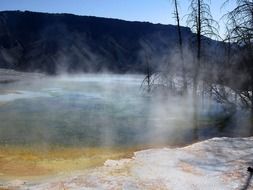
[0, 74, 251, 179]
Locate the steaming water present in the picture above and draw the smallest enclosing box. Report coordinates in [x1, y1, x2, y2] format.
[0, 74, 251, 148]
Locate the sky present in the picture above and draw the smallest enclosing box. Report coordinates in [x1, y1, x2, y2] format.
[0, 0, 236, 35]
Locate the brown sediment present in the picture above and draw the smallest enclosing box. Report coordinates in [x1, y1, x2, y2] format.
[0, 145, 140, 180]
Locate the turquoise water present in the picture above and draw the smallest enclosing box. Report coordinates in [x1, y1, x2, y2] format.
[0, 74, 251, 147]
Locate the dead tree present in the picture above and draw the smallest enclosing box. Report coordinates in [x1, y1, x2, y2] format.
[140, 40, 155, 93]
[187, 0, 219, 100]
[187, 0, 219, 139]
[172, 0, 188, 94]
[224, 0, 253, 114]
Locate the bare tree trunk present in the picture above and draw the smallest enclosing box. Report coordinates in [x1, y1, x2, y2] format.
[187, 0, 219, 140]
[146, 53, 151, 93]
[192, 0, 201, 140]
[174, 0, 187, 94]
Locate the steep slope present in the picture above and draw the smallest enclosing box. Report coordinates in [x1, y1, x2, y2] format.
[0, 11, 195, 74]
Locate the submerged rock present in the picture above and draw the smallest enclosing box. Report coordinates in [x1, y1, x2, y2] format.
[3, 137, 253, 190]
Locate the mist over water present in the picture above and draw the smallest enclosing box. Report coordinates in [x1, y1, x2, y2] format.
[0, 74, 251, 148]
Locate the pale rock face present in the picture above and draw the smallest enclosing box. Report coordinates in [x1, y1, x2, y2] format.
[4, 137, 253, 190]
